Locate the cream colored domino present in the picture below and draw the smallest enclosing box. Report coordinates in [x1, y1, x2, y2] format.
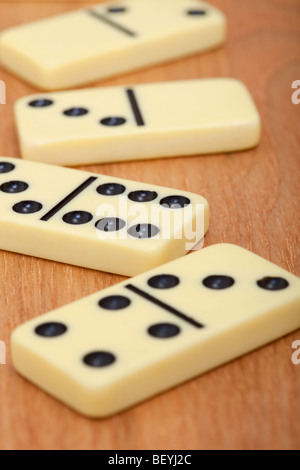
[15, 79, 261, 166]
[0, 0, 226, 90]
[0, 157, 209, 276]
[11, 244, 300, 417]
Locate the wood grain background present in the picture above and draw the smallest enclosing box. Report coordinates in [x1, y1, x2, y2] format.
[0, 0, 299, 450]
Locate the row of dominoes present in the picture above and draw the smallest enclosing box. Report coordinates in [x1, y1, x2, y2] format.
[0, 0, 299, 418]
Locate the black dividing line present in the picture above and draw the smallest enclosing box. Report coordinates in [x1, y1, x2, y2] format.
[87, 10, 136, 37]
[125, 284, 204, 329]
[126, 89, 145, 126]
[40, 177, 98, 222]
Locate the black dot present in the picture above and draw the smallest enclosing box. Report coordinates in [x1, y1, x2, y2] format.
[29, 99, 54, 108]
[203, 275, 235, 290]
[83, 351, 116, 368]
[0, 162, 15, 174]
[0, 181, 28, 193]
[148, 323, 181, 339]
[107, 7, 127, 13]
[100, 117, 126, 126]
[95, 217, 126, 232]
[128, 224, 160, 239]
[13, 200, 43, 214]
[96, 183, 126, 196]
[63, 107, 89, 117]
[62, 211, 93, 225]
[160, 195, 191, 209]
[99, 295, 131, 310]
[186, 9, 207, 16]
[35, 322, 67, 337]
[148, 274, 180, 289]
[128, 190, 158, 203]
[257, 277, 289, 291]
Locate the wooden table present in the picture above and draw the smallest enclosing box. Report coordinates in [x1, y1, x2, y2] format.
[0, 0, 299, 450]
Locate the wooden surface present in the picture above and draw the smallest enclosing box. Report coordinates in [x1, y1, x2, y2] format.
[0, 0, 299, 450]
